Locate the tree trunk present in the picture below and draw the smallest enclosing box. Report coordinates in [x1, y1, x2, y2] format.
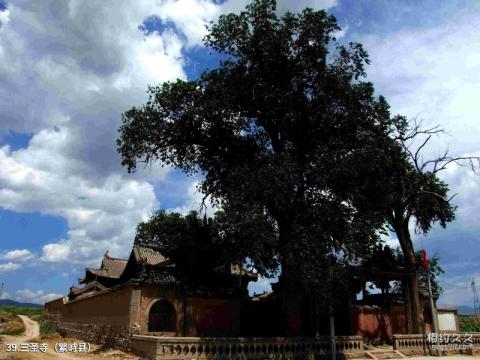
[276, 220, 304, 335]
[278, 259, 303, 335]
[394, 220, 423, 334]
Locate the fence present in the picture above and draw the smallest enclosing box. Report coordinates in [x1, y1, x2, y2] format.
[130, 335, 365, 360]
[393, 333, 480, 356]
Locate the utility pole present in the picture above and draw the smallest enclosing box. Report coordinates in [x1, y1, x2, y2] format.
[472, 279, 480, 324]
[426, 263, 441, 356]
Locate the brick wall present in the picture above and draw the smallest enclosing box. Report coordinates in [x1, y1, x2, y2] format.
[45, 285, 134, 326]
[137, 285, 184, 336]
[45, 283, 243, 338]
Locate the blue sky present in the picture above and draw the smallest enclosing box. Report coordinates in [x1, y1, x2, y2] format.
[0, 0, 479, 306]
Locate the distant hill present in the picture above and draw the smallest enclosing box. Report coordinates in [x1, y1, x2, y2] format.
[0, 299, 42, 308]
[457, 305, 475, 315]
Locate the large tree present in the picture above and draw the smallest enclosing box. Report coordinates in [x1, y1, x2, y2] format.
[117, 0, 400, 332]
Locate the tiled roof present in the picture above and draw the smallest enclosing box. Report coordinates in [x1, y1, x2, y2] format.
[102, 256, 128, 277]
[143, 270, 178, 285]
[84, 254, 128, 279]
[85, 268, 109, 277]
[134, 245, 170, 266]
[70, 281, 106, 295]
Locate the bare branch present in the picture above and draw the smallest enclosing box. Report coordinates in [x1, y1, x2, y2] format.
[447, 193, 458, 202]
[395, 116, 444, 142]
[414, 134, 431, 171]
[419, 191, 449, 202]
[396, 118, 480, 175]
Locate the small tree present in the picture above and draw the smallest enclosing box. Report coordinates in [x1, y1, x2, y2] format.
[383, 117, 479, 333]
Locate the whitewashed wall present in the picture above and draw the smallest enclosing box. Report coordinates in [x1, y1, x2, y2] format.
[438, 311, 458, 331]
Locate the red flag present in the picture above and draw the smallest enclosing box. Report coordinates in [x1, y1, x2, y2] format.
[421, 249, 429, 269]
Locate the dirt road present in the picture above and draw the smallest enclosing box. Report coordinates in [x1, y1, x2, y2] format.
[0, 315, 140, 359]
[0, 315, 40, 353]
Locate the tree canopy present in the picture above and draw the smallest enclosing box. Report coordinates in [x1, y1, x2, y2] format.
[117, 0, 398, 294]
[116, 0, 474, 334]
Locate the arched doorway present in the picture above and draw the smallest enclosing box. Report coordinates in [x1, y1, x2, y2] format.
[148, 300, 176, 332]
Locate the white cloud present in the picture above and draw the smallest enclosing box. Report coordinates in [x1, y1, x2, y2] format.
[0, 0, 180, 265]
[365, 14, 480, 158]
[0, 138, 158, 264]
[41, 243, 71, 263]
[0, 8, 9, 27]
[332, 24, 349, 39]
[14, 289, 63, 305]
[364, 15, 480, 228]
[437, 273, 479, 307]
[0, 291, 10, 300]
[0, 262, 22, 273]
[220, 0, 338, 18]
[0, 249, 34, 262]
[0, 0, 344, 270]
[150, 0, 339, 49]
[363, 12, 480, 306]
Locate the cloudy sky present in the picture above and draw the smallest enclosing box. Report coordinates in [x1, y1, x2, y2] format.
[0, 0, 479, 307]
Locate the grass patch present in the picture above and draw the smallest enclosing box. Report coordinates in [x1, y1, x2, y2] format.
[0, 306, 42, 317]
[39, 316, 58, 338]
[0, 306, 58, 338]
[459, 314, 480, 332]
[29, 313, 58, 338]
[461, 324, 480, 332]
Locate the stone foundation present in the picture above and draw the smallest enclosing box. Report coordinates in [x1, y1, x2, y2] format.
[50, 321, 138, 351]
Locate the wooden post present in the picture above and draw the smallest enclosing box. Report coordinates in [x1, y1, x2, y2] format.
[427, 268, 441, 356]
[330, 306, 336, 360]
[183, 296, 188, 336]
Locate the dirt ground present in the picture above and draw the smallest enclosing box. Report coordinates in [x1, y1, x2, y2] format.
[0, 315, 141, 360]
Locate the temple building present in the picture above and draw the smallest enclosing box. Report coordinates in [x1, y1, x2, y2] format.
[45, 242, 459, 342]
[45, 241, 256, 336]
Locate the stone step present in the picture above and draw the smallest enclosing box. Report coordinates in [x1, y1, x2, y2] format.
[365, 350, 407, 360]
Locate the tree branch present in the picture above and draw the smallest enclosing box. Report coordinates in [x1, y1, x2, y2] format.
[396, 118, 480, 175]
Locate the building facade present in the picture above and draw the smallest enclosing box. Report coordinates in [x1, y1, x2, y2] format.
[45, 243, 256, 337]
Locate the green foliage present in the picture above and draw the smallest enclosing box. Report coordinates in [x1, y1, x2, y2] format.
[39, 319, 57, 338]
[136, 209, 278, 278]
[27, 313, 58, 338]
[459, 315, 480, 332]
[136, 210, 229, 278]
[118, 0, 399, 299]
[0, 306, 42, 317]
[460, 323, 480, 332]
